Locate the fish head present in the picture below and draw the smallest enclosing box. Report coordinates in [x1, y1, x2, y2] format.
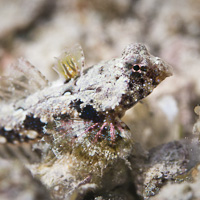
[119, 43, 173, 111]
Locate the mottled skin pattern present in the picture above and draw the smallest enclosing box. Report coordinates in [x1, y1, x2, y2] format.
[0, 43, 172, 144]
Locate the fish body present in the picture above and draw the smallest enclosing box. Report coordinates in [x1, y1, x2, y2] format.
[0, 43, 172, 144]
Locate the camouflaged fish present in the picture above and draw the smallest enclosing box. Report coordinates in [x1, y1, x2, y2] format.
[0, 43, 172, 144]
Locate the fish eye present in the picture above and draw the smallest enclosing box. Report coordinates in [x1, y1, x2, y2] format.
[133, 65, 140, 71]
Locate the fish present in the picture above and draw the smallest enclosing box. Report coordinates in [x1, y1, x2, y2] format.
[0, 43, 172, 144]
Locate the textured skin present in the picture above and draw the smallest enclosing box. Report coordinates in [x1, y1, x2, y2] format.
[0, 43, 172, 143]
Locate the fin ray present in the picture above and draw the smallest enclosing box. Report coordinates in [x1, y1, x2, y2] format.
[54, 44, 85, 81]
[0, 58, 49, 102]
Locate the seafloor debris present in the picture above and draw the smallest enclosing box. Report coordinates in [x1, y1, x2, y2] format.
[0, 158, 51, 200]
[150, 163, 200, 200]
[141, 106, 200, 199]
[142, 141, 190, 199]
[0, 0, 55, 41]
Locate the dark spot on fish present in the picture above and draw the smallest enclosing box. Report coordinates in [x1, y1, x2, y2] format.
[99, 66, 104, 73]
[64, 79, 71, 84]
[53, 113, 70, 121]
[128, 80, 134, 88]
[0, 128, 29, 143]
[80, 105, 105, 123]
[96, 87, 102, 93]
[23, 115, 46, 133]
[141, 65, 147, 72]
[139, 89, 144, 94]
[130, 71, 141, 78]
[70, 99, 83, 112]
[139, 78, 144, 84]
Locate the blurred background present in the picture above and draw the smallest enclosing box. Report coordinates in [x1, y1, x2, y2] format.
[0, 0, 200, 149]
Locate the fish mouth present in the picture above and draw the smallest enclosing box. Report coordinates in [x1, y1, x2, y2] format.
[153, 57, 173, 83]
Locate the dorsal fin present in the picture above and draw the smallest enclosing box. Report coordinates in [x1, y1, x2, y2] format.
[53, 44, 85, 81]
[0, 58, 49, 102]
